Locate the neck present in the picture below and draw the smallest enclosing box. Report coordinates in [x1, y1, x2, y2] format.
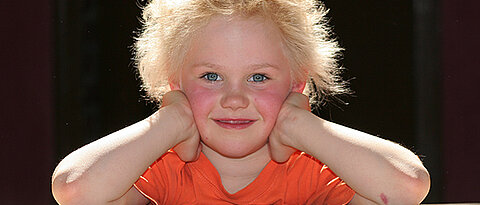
[201, 143, 271, 193]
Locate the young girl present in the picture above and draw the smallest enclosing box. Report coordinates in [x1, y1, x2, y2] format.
[52, 0, 430, 204]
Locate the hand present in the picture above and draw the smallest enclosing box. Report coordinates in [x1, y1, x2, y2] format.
[269, 92, 311, 163]
[161, 90, 201, 162]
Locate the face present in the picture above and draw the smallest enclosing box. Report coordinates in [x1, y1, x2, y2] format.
[174, 16, 304, 158]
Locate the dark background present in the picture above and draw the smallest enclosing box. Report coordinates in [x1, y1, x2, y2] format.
[1, 0, 479, 204]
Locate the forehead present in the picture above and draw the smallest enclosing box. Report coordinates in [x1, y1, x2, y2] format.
[183, 15, 291, 71]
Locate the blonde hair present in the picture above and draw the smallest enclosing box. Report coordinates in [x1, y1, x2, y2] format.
[134, 0, 349, 104]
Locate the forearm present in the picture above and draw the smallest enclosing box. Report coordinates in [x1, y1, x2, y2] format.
[52, 108, 179, 204]
[288, 111, 430, 204]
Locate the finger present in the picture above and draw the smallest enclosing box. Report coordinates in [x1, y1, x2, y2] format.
[286, 92, 310, 111]
[162, 90, 187, 107]
[173, 136, 201, 162]
[173, 144, 196, 162]
[195, 143, 203, 161]
[269, 138, 296, 163]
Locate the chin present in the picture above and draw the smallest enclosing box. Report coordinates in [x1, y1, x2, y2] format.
[206, 138, 268, 159]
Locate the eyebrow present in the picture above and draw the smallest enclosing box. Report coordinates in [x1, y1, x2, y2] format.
[192, 62, 280, 70]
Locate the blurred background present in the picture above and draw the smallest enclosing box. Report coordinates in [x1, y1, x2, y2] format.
[1, 0, 479, 204]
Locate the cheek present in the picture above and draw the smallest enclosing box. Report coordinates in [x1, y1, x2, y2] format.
[253, 86, 290, 122]
[183, 84, 218, 120]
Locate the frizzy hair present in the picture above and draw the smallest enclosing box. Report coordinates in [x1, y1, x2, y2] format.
[134, 0, 349, 105]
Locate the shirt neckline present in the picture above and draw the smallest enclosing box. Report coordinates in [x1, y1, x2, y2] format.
[190, 152, 285, 202]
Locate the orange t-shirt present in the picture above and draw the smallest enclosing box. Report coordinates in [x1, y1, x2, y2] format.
[134, 151, 355, 204]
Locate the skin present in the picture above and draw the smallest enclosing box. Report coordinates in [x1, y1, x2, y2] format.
[172, 15, 305, 193]
[178, 15, 301, 158]
[51, 15, 430, 205]
[173, 15, 430, 203]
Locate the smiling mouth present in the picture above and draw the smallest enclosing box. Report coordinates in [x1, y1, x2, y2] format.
[213, 119, 256, 129]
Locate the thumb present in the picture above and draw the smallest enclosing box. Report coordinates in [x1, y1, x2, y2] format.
[285, 92, 310, 111]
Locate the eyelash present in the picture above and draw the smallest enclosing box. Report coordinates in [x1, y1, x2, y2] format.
[248, 73, 270, 83]
[200, 72, 222, 82]
[199, 72, 270, 83]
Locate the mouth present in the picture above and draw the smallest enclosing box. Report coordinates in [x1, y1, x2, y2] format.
[213, 118, 257, 129]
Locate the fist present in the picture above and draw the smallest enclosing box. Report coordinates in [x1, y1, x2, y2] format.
[161, 90, 202, 162]
[269, 92, 311, 163]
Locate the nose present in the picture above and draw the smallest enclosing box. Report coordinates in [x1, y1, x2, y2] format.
[220, 85, 249, 111]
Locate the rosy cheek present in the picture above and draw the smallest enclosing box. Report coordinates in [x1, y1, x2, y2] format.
[184, 85, 218, 120]
[252, 86, 290, 121]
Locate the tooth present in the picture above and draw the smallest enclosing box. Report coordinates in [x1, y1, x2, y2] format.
[219, 120, 250, 124]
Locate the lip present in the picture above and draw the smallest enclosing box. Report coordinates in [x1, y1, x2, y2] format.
[212, 118, 257, 129]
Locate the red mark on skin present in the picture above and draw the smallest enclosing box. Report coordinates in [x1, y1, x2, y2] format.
[380, 193, 388, 205]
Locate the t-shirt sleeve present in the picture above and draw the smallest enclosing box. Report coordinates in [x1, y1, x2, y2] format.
[289, 153, 355, 204]
[311, 165, 355, 205]
[133, 155, 171, 204]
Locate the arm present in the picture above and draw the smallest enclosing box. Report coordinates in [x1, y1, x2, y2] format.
[270, 93, 430, 205]
[51, 91, 200, 204]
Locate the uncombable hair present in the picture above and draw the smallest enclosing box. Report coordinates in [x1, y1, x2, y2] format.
[134, 0, 349, 105]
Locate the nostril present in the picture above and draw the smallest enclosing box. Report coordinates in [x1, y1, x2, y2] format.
[220, 93, 249, 110]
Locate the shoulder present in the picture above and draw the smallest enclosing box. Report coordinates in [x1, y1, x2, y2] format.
[146, 150, 185, 171]
[134, 151, 191, 204]
[283, 151, 338, 190]
[284, 151, 355, 204]
[285, 151, 328, 173]
[138, 150, 187, 182]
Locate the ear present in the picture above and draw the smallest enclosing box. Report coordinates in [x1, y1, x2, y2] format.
[169, 80, 181, 91]
[291, 81, 306, 93]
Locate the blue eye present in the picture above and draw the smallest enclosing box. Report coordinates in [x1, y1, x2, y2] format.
[202, 73, 222, 81]
[248, 74, 268, 82]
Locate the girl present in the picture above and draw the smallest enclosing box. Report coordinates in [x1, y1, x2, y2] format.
[52, 1, 430, 204]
